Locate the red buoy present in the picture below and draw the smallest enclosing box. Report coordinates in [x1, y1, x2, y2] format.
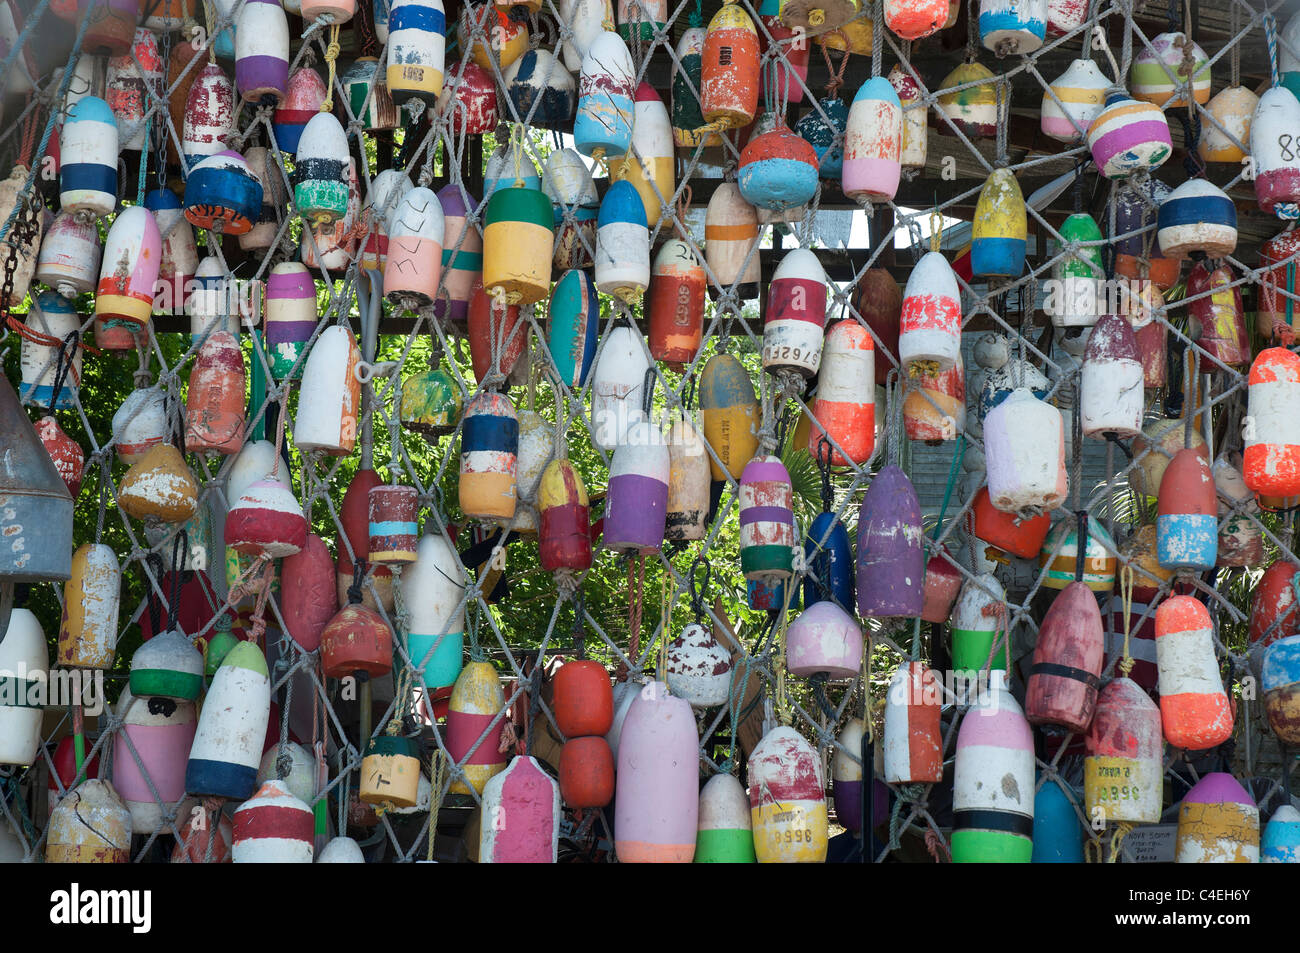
[1026, 580, 1104, 732]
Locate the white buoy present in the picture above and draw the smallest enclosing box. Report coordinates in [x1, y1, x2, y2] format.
[0, 609, 47, 766]
[186, 640, 271, 800]
[317, 836, 366, 862]
[589, 323, 652, 451]
[293, 325, 361, 455]
[899, 251, 961, 370]
[762, 248, 828, 379]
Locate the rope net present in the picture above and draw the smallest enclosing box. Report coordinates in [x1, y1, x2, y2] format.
[0, 0, 1297, 863]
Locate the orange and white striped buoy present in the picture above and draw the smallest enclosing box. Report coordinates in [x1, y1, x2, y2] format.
[1155, 595, 1233, 751]
[1244, 347, 1300, 498]
[883, 661, 942, 783]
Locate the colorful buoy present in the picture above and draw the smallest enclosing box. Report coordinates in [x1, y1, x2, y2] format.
[1084, 677, 1163, 826]
[749, 724, 827, 864]
[695, 774, 755, 863]
[1156, 595, 1232, 751]
[1175, 773, 1258, 863]
[883, 661, 943, 783]
[1157, 448, 1217, 572]
[856, 464, 924, 618]
[615, 681, 698, 862]
[186, 640, 271, 800]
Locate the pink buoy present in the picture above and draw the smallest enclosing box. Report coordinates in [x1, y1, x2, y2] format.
[479, 756, 561, 863]
[614, 681, 698, 863]
[785, 600, 863, 679]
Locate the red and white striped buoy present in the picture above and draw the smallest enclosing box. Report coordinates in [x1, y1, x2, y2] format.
[808, 320, 874, 465]
[1244, 347, 1300, 498]
[232, 780, 314, 863]
[883, 661, 943, 783]
[899, 251, 961, 371]
[762, 248, 827, 379]
[1155, 595, 1233, 751]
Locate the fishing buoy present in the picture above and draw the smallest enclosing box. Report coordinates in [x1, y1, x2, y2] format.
[112, 688, 196, 833]
[542, 148, 598, 272]
[1037, 513, 1116, 593]
[1187, 260, 1249, 370]
[903, 358, 965, 442]
[1264, 805, 1300, 862]
[547, 268, 599, 388]
[401, 366, 462, 439]
[886, 66, 927, 174]
[704, 183, 761, 298]
[664, 622, 731, 707]
[762, 249, 827, 379]
[403, 529, 467, 690]
[739, 118, 820, 217]
[749, 724, 827, 864]
[950, 572, 1007, 675]
[604, 421, 669, 555]
[979, 0, 1045, 55]
[36, 210, 100, 298]
[882, 661, 942, 783]
[757, 0, 808, 107]
[1108, 178, 1179, 289]
[856, 464, 924, 618]
[1260, 228, 1300, 343]
[272, 66, 326, 155]
[808, 320, 874, 465]
[46, 780, 131, 863]
[558, 0, 613, 69]
[1130, 32, 1209, 107]
[665, 414, 710, 542]
[382, 185, 445, 308]
[952, 670, 1033, 862]
[467, 281, 525, 385]
[885, 0, 947, 39]
[182, 63, 234, 169]
[937, 61, 997, 139]
[117, 444, 199, 523]
[984, 388, 1067, 516]
[1213, 455, 1263, 568]
[439, 61, 497, 136]
[459, 392, 518, 524]
[185, 331, 246, 455]
[554, 659, 613, 737]
[610, 83, 673, 229]
[446, 661, 508, 795]
[648, 239, 705, 369]
[1244, 348, 1300, 498]
[105, 28, 160, 151]
[595, 179, 650, 302]
[539, 459, 592, 574]
[293, 324, 361, 455]
[590, 322, 651, 451]
[699, 352, 759, 481]
[502, 48, 575, 130]
[1087, 90, 1172, 179]
[1026, 581, 1103, 732]
[186, 257, 236, 343]
[796, 93, 848, 180]
[1157, 448, 1217, 572]
[21, 293, 81, 409]
[739, 455, 795, 582]
[1157, 179, 1237, 259]
[1084, 677, 1163, 825]
[463, 3, 528, 70]
[1045, 212, 1102, 326]
[358, 736, 420, 808]
[899, 251, 961, 371]
[321, 602, 393, 679]
[35, 414, 83, 500]
[129, 629, 203, 701]
[293, 113, 350, 226]
[1175, 773, 1258, 863]
[671, 27, 721, 148]
[615, 682, 698, 862]
[1041, 58, 1108, 142]
[232, 780, 313, 863]
[696, 774, 755, 863]
[226, 478, 308, 559]
[842, 77, 901, 204]
[1156, 595, 1232, 750]
[183, 150, 263, 234]
[147, 188, 199, 312]
[94, 204, 160, 348]
[1264, 635, 1300, 745]
[483, 185, 553, 306]
[317, 835, 364, 862]
[386, 0, 446, 105]
[280, 534, 334, 653]
[1252, 87, 1300, 219]
[701, 4, 760, 131]
[803, 511, 854, 611]
[59, 97, 118, 219]
[1081, 313, 1143, 438]
[234, 0, 289, 104]
[57, 543, 120, 670]
[971, 168, 1027, 280]
[832, 719, 867, 831]
[1130, 418, 1207, 498]
[513, 410, 552, 533]
[574, 30, 635, 158]
[1200, 85, 1258, 164]
[1031, 780, 1084, 863]
[559, 735, 615, 809]
[479, 756, 560, 863]
[186, 640, 271, 800]
[431, 184, 480, 323]
[263, 262, 316, 380]
[0, 609, 47, 765]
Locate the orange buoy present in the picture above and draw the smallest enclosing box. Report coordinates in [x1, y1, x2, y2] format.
[1244, 348, 1300, 498]
[1155, 595, 1233, 751]
[185, 331, 246, 455]
[1026, 580, 1103, 732]
[808, 320, 874, 465]
[883, 661, 943, 783]
[700, 4, 760, 131]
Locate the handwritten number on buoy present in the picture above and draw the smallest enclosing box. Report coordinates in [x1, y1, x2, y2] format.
[1280, 135, 1297, 163]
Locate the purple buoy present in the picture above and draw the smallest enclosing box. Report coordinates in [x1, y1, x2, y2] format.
[856, 464, 924, 618]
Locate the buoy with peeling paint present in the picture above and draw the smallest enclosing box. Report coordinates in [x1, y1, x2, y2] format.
[1157, 178, 1237, 259]
[1156, 595, 1232, 751]
[232, 779, 313, 862]
[648, 240, 705, 369]
[1130, 32, 1209, 107]
[1041, 58, 1108, 142]
[808, 320, 874, 465]
[1087, 90, 1172, 180]
[547, 269, 599, 389]
[979, 0, 1045, 55]
[273, 66, 325, 155]
[1081, 313, 1143, 438]
[671, 27, 720, 149]
[129, 630, 203, 702]
[57, 544, 121, 670]
[704, 183, 761, 298]
[749, 723, 827, 863]
[459, 392, 518, 524]
[386, 0, 446, 105]
[1084, 677, 1163, 825]
[186, 640, 271, 800]
[1157, 448, 1217, 572]
[293, 113, 351, 226]
[575, 30, 635, 159]
[1026, 581, 1103, 732]
[112, 688, 196, 833]
[971, 168, 1027, 280]
[665, 414, 710, 542]
[786, 600, 862, 679]
[762, 249, 827, 380]
[1252, 87, 1300, 219]
[1046, 212, 1103, 327]
[700, 4, 759, 131]
[937, 61, 997, 139]
[264, 262, 316, 380]
[1175, 773, 1258, 863]
[984, 388, 1067, 516]
[664, 622, 732, 707]
[182, 62, 234, 169]
[483, 184, 553, 306]
[480, 756, 560, 863]
[434, 184, 481, 321]
[899, 251, 961, 372]
[803, 511, 854, 611]
[293, 325, 361, 455]
[856, 465, 924, 618]
[613, 83, 673, 228]
[1244, 348, 1300, 498]
[950, 572, 1007, 675]
[543, 149, 598, 272]
[1264, 805, 1300, 862]
[590, 322, 652, 451]
[183, 150, 263, 235]
[95, 206, 161, 348]
[46, 780, 131, 863]
[36, 210, 100, 299]
[700, 352, 759, 481]
[884, 661, 943, 783]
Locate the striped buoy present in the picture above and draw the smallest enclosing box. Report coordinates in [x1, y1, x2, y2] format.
[1264, 635, 1300, 744]
[462, 3, 528, 71]
[129, 629, 203, 701]
[459, 391, 518, 524]
[367, 485, 419, 564]
[483, 184, 553, 306]
[182, 63, 234, 169]
[301, 154, 359, 269]
[738, 119, 820, 216]
[664, 622, 731, 707]
[46, 780, 131, 863]
[808, 320, 874, 466]
[1252, 87, 1300, 219]
[403, 529, 467, 690]
[359, 736, 420, 807]
[384, 185, 445, 308]
[704, 183, 761, 298]
[484, 136, 540, 196]
[21, 293, 81, 409]
[615, 681, 698, 862]
[985, 388, 1067, 516]
[899, 250, 961, 371]
[0, 609, 47, 765]
[1156, 595, 1232, 750]
[479, 756, 561, 863]
[1157, 178, 1237, 259]
[1199, 85, 1257, 163]
[234, 0, 290, 104]
[739, 455, 795, 582]
[595, 179, 650, 302]
[971, 168, 1027, 279]
[187, 257, 234, 344]
[763, 249, 827, 379]
[543, 148, 598, 272]
[1087, 90, 1172, 180]
[112, 385, 168, 465]
[547, 268, 599, 388]
[856, 464, 924, 618]
[112, 687, 196, 833]
[1157, 448, 1217, 572]
[648, 239, 705, 369]
[979, 0, 1045, 55]
[695, 773, 755, 863]
[59, 96, 118, 219]
[1130, 32, 1209, 107]
[232, 780, 313, 863]
[749, 724, 827, 863]
[699, 352, 759, 481]
[1037, 514, 1116, 592]
[264, 262, 316, 380]
[832, 720, 868, 832]
[1245, 348, 1300, 498]
[293, 113, 350, 226]
[1026, 581, 1103, 732]
[843, 77, 901, 204]
[36, 210, 100, 298]
[937, 61, 997, 139]
[1041, 58, 1108, 142]
[1081, 313, 1143, 438]
[1264, 805, 1300, 862]
[95, 205, 160, 348]
[433, 184, 481, 323]
[293, 324, 360, 455]
[613, 83, 673, 228]
[1175, 773, 1258, 863]
[604, 420, 669, 555]
[803, 511, 854, 611]
[671, 27, 720, 148]
[272, 66, 325, 155]
[386, 0, 446, 105]
[701, 4, 760, 131]
[575, 30, 635, 159]
[1259, 229, 1300, 343]
[183, 150, 263, 234]
[185, 331, 246, 455]
[883, 661, 943, 783]
[1084, 677, 1162, 825]
[590, 322, 651, 451]
[950, 572, 1007, 675]
[952, 670, 1033, 862]
[539, 458, 592, 573]
[1046, 212, 1102, 326]
[186, 640, 271, 800]
[888, 66, 927, 173]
